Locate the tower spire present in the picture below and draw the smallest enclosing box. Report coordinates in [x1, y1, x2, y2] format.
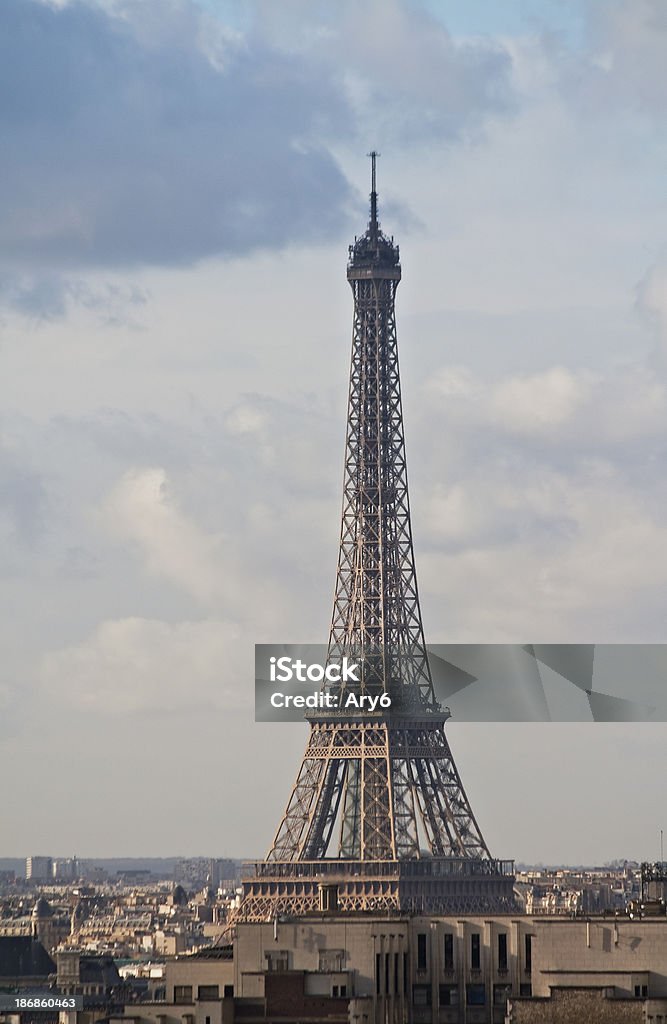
[368, 150, 379, 239]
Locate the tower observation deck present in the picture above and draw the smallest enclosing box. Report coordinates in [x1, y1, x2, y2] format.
[240, 155, 515, 918]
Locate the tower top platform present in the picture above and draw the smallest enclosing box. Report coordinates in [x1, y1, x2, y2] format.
[348, 151, 401, 277]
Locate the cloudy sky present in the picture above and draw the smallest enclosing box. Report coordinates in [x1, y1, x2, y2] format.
[2, 0, 667, 866]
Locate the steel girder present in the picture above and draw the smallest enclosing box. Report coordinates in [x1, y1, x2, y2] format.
[266, 721, 490, 862]
[328, 273, 436, 713]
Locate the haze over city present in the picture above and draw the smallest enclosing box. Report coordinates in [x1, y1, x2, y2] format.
[2, 0, 667, 865]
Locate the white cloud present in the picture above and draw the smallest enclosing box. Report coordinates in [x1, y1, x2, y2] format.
[40, 616, 245, 714]
[426, 366, 481, 399]
[490, 367, 591, 433]
[585, 0, 667, 117]
[421, 359, 667, 449]
[255, 0, 514, 143]
[101, 467, 225, 605]
[420, 468, 667, 642]
[225, 403, 268, 436]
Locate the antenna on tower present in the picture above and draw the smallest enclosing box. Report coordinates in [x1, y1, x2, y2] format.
[367, 150, 380, 239]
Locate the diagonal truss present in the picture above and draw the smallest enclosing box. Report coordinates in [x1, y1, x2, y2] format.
[266, 721, 490, 863]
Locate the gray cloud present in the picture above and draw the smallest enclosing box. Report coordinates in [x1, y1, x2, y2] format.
[0, 0, 515, 302]
[254, 0, 515, 145]
[0, 446, 48, 548]
[553, 0, 667, 122]
[0, 274, 68, 321]
[0, 0, 354, 273]
[0, 273, 148, 323]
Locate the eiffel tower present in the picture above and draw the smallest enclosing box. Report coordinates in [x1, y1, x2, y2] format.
[240, 155, 515, 919]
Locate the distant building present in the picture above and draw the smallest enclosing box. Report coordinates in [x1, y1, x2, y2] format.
[53, 857, 79, 882]
[173, 858, 237, 890]
[25, 856, 52, 881]
[31, 896, 71, 953]
[57, 950, 122, 999]
[116, 869, 153, 883]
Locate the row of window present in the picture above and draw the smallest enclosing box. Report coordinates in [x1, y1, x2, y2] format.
[173, 985, 234, 1002]
[413, 982, 533, 1007]
[417, 932, 532, 972]
[375, 951, 409, 995]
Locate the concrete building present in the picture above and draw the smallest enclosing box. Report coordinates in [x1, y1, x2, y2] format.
[231, 913, 667, 1024]
[6, 904, 667, 1024]
[173, 860, 238, 891]
[106, 947, 235, 1024]
[235, 914, 532, 1024]
[53, 858, 80, 882]
[25, 857, 52, 882]
[529, 916, 667, 1000]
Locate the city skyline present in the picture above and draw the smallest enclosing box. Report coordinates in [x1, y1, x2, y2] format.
[2, 0, 667, 864]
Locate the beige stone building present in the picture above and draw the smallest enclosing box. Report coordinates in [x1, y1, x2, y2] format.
[49, 912, 667, 1024]
[107, 948, 235, 1024]
[235, 914, 531, 1024]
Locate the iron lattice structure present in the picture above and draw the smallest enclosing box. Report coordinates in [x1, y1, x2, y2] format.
[241, 156, 515, 919]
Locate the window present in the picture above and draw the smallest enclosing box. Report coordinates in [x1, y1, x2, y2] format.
[498, 932, 508, 971]
[466, 984, 485, 1006]
[417, 933, 427, 970]
[340, 985, 347, 998]
[205, 1017, 210, 1024]
[439, 984, 458, 1006]
[173, 986, 193, 1004]
[198, 986, 219, 1000]
[494, 983, 511, 1006]
[266, 951, 289, 972]
[519, 983, 532, 997]
[223, 986, 234, 998]
[471, 933, 481, 970]
[376, 953, 381, 995]
[332, 986, 339, 997]
[412, 984, 431, 1006]
[443, 933, 454, 969]
[524, 934, 532, 973]
[319, 950, 344, 972]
